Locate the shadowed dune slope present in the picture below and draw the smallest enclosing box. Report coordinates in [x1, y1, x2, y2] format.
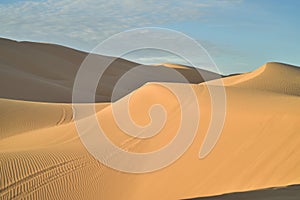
[188, 185, 300, 200]
[0, 38, 221, 103]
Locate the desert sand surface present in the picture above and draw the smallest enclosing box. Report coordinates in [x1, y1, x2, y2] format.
[1, 38, 300, 200]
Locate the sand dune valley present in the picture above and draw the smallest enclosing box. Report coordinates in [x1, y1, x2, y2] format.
[1, 37, 300, 200]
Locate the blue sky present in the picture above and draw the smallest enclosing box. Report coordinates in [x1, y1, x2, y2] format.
[0, 0, 299, 74]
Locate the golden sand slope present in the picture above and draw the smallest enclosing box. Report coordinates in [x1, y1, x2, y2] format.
[0, 99, 73, 139]
[222, 62, 300, 95]
[0, 99, 109, 140]
[1, 58, 300, 199]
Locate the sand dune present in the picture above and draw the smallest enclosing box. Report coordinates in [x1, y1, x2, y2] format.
[0, 38, 221, 103]
[222, 62, 300, 95]
[0, 98, 73, 139]
[0, 98, 109, 140]
[0, 38, 300, 199]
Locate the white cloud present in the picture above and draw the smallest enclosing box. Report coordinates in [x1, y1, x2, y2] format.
[0, 0, 242, 50]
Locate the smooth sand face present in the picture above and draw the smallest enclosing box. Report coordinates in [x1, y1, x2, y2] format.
[1, 38, 300, 199]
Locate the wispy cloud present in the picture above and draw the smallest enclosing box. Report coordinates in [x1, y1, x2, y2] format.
[0, 0, 242, 50]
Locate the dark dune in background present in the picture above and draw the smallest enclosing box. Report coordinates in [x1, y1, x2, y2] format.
[0, 38, 221, 103]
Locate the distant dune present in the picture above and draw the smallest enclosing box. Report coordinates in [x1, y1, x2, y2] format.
[0, 38, 221, 103]
[0, 38, 300, 200]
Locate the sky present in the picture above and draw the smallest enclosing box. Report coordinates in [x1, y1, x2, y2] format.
[0, 0, 299, 74]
